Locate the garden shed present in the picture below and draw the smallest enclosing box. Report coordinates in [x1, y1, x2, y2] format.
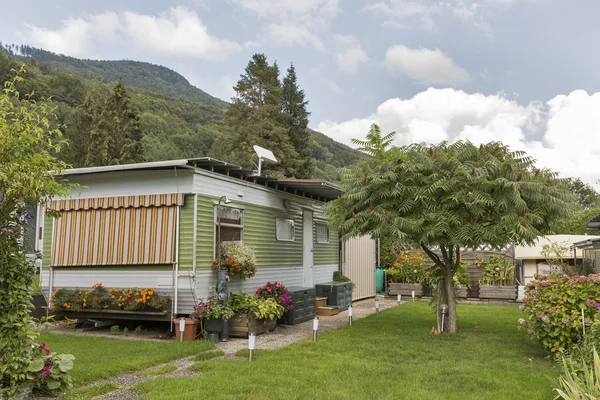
[38, 158, 344, 319]
[515, 234, 600, 284]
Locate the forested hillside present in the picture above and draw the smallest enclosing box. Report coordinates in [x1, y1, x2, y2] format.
[0, 44, 362, 181]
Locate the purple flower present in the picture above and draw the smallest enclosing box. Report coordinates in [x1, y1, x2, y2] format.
[24, 212, 33, 220]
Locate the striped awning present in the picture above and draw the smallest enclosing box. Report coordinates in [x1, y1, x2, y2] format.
[47, 193, 184, 211]
[50, 194, 184, 267]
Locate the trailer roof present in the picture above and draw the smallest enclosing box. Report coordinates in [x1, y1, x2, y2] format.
[57, 157, 343, 202]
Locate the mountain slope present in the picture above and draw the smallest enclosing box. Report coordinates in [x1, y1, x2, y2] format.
[1, 44, 363, 180]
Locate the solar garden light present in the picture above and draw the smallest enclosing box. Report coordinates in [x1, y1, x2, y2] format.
[582, 308, 586, 336]
[248, 333, 255, 362]
[397, 294, 401, 306]
[440, 304, 449, 333]
[313, 316, 319, 342]
[179, 317, 185, 343]
[348, 305, 353, 326]
[411, 290, 415, 302]
[375, 298, 380, 315]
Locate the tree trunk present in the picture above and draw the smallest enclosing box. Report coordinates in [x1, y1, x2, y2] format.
[435, 267, 457, 333]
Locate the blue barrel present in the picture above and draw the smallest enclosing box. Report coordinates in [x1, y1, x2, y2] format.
[375, 267, 385, 293]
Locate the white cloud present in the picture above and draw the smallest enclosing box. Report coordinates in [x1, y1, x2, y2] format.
[265, 23, 325, 50]
[25, 12, 121, 55]
[383, 45, 470, 86]
[231, 0, 339, 50]
[316, 88, 600, 189]
[23, 7, 240, 61]
[335, 35, 369, 74]
[364, 0, 527, 33]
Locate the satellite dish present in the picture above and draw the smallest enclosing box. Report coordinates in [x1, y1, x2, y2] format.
[253, 145, 277, 176]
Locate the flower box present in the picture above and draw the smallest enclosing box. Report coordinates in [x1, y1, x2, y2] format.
[57, 308, 170, 322]
[389, 283, 422, 297]
[228, 314, 277, 338]
[479, 285, 517, 300]
[455, 287, 469, 298]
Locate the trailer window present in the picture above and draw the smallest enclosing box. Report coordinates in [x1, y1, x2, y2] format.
[215, 206, 244, 254]
[315, 223, 330, 244]
[276, 218, 295, 241]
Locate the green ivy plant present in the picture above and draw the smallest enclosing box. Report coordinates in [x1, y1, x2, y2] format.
[0, 68, 74, 396]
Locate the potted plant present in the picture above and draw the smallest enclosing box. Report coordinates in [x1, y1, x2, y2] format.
[213, 242, 257, 280]
[453, 259, 471, 298]
[476, 253, 516, 300]
[387, 251, 428, 297]
[256, 282, 294, 312]
[191, 296, 232, 337]
[227, 292, 284, 337]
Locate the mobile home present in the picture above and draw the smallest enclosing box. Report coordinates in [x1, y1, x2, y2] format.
[39, 158, 342, 318]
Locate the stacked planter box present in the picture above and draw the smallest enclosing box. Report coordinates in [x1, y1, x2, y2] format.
[479, 285, 517, 300]
[315, 282, 353, 311]
[228, 314, 277, 337]
[279, 287, 316, 325]
[389, 283, 423, 297]
[455, 287, 469, 298]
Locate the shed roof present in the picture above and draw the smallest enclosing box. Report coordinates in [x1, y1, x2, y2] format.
[57, 158, 343, 202]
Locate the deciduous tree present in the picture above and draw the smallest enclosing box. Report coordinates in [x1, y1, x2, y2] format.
[327, 124, 574, 333]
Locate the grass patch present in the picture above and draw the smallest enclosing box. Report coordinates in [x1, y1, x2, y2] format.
[194, 350, 225, 361]
[188, 362, 216, 373]
[38, 332, 214, 386]
[136, 364, 178, 377]
[67, 382, 120, 399]
[131, 303, 557, 400]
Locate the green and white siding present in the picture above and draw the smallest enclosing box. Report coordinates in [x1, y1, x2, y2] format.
[40, 167, 339, 315]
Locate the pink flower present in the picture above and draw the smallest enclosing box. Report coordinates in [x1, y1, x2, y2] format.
[585, 299, 597, 308]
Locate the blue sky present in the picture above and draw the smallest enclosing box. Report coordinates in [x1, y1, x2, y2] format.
[2, 1, 600, 186]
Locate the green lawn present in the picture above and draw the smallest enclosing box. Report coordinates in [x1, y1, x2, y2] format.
[132, 303, 557, 400]
[38, 332, 214, 385]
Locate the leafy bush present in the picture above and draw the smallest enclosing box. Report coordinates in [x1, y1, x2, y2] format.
[213, 242, 257, 280]
[476, 253, 515, 286]
[191, 296, 232, 320]
[228, 292, 284, 320]
[453, 259, 471, 288]
[519, 274, 600, 353]
[110, 325, 120, 335]
[256, 282, 293, 312]
[387, 251, 429, 284]
[28, 343, 75, 395]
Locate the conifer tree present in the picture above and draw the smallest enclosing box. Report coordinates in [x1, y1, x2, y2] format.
[282, 63, 313, 178]
[85, 78, 144, 166]
[226, 54, 298, 177]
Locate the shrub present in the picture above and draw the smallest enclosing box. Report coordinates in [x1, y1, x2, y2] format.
[228, 292, 284, 320]
[476, 253, 515, 286]
[387, 251, 429, 284]
[213, 242, 257, 280]
[28, 343, 75, 395]
[519, 273, 600, 353]
[134, 325, 143, 335]
[256, 282, 293, 312]
[110, 325, 120, 335]
[555, 346, 600, 400]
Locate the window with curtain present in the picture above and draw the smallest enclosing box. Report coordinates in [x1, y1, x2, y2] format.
[276, 218, 295, 241]
[316, 223, 330, 244]
[215, 206, 244, 252]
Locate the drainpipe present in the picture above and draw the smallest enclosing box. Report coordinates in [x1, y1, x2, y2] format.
[173, 206, 180, 318]
[573, 247, 577, 268]
[192, 194, 198, 276]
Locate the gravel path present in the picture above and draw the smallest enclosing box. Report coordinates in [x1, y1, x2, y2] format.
[216, 295, 396, 355]
[48, 296, 398, 400]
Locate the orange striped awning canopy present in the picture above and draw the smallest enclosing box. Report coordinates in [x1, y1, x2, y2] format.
[48, 194, 184, 267]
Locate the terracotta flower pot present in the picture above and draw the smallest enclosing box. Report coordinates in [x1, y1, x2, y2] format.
[173, 318, 198, 341]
